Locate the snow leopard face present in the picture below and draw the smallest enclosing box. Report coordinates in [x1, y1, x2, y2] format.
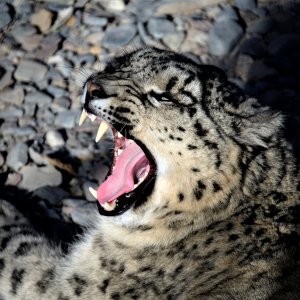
[80, 47, 282, 227]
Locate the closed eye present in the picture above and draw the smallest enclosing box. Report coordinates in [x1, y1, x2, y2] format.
[148, 90, 174, 107]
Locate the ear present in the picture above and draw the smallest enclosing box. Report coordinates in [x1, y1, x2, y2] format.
[235, 99, 284, 148]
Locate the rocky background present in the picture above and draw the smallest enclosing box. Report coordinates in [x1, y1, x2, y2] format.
[0, 0, 299, 248]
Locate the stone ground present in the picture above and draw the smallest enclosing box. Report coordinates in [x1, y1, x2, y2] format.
[0, 0, 300, 248]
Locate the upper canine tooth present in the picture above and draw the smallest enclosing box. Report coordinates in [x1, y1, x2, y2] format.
[117, 132, 123, 138]
[95, 122, 110, 142]
[78, 109, 88, 125]
[88, 187, 98, 199]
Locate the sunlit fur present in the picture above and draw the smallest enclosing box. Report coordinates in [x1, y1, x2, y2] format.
[0, 48, 299, 299]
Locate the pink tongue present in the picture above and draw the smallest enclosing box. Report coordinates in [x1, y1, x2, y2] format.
[97, 143, 150, 204]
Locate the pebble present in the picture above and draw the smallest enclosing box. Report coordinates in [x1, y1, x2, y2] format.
[102, 24, 137, 48]
[147, 18, 177, 39]
[240, 37, 265, 58]
[20, 165, 63, 191]
[31, 9, 53, 33]
[14, 59, 48, 83]
[0, 67, 13, 91]
[235, 0, 256, 11]
[6, 142, 29, 171]
[0, 86, 24, 105]
[0, 153, 5, 167]
[82, 14, 108, 27]
[208, 19, 243, 56]
[25, 91, 52, 106]
[52, 97, 71, 112]
[55, 110, 79, 129]
[0, 107, 23, 119]
[5, 172, 22, 186]
[0, 11, 11, 29]
[63, 201, 97, 226]
[45, 130, 65, 149]
[32, 186, 69, 206]
[162, 32, 185, 51]
[247, 17, 273, 35]
[1, 125, 37, 138]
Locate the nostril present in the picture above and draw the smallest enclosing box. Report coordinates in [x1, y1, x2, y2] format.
[87, 81, 107, 100]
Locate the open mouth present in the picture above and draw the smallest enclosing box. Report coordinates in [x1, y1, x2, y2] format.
[78, 109, 156, 216]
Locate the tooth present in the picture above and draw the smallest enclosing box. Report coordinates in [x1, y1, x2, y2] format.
[102, 201, 116, 211]
[117, 149, 123, 156]
[88, 187, 98, 199]
[79, 109, 88, 125]
[117, 132, 123, 138]
[95, 122, 110, 142]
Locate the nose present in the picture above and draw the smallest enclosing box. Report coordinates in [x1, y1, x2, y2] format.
[85, 81, 107, 103]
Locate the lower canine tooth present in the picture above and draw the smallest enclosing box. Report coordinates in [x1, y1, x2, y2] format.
[78, 109, 88, 125]
[102, 201, 116, 211]
[88, 187, 98, 199]
[95, 122, 110, 142]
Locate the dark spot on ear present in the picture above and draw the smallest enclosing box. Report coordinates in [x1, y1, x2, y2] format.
[178, 193, 184, 202]
[178, 126, 185, 132]
[99, 278, 110, 294]
[191, 168, 199, 172]
[194, 180, 206, 201]
[212, 182, 222, 192]
[228, 234, 239, 241]
[188, 108, 197, 118]
[187, 144, 197, 150]
[169, 134, 174, 140]
[194, 122, 208, 137]
[164, 127, 168, 132]
[178, 152, 182, 156]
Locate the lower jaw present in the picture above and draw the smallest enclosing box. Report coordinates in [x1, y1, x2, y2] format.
[97, 172, 156, 216]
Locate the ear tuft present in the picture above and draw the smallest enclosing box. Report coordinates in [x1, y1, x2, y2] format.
[236, 104, 284, 148]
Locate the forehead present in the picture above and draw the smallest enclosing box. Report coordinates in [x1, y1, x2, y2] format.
[108, 48, 197, 73]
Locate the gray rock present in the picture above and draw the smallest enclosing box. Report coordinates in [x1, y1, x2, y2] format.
[47, 86, 68, 98]
[5, 172, 22, 186]
[0, 86, 24, 105]
[20, 165, 62, 191]
[63, 201, 97, 226]
[147, 18, 176, 39]
[0, 107, 23, 119]
[102, 24, 137, 48]
[1, 126, 36, 137]
[82, 14, 108, 27]
[268, 34, 299, 56]
[45, 130, 65, 149]
[34, 34, 62, 60]
[0, 153, 4, 167]
[52, 97, 71, 112]
[0, 12, 11, 29]
[235, 0, 256, 11]
[247, 17, 273, 35]
[14, 60, 48, 83]
[62, 198, 87, 208]
[28, 146, 48, 165]
[240, 37, 265, 58]
[0, 67, 13, 91]
[6, 142, 29, 171]
[55, 110, 79, 128]
[216, 6, 239, 22]
[162, 32, 185, 51]
[25, 91, 52, 106]
[208, 19, 244, 56]
[32, 186, 69, 206]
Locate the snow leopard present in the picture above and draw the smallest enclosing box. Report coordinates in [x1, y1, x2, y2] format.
[0, 47, 299, 299]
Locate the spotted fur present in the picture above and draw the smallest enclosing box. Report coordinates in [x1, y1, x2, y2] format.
[0, 47, 299, 299]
